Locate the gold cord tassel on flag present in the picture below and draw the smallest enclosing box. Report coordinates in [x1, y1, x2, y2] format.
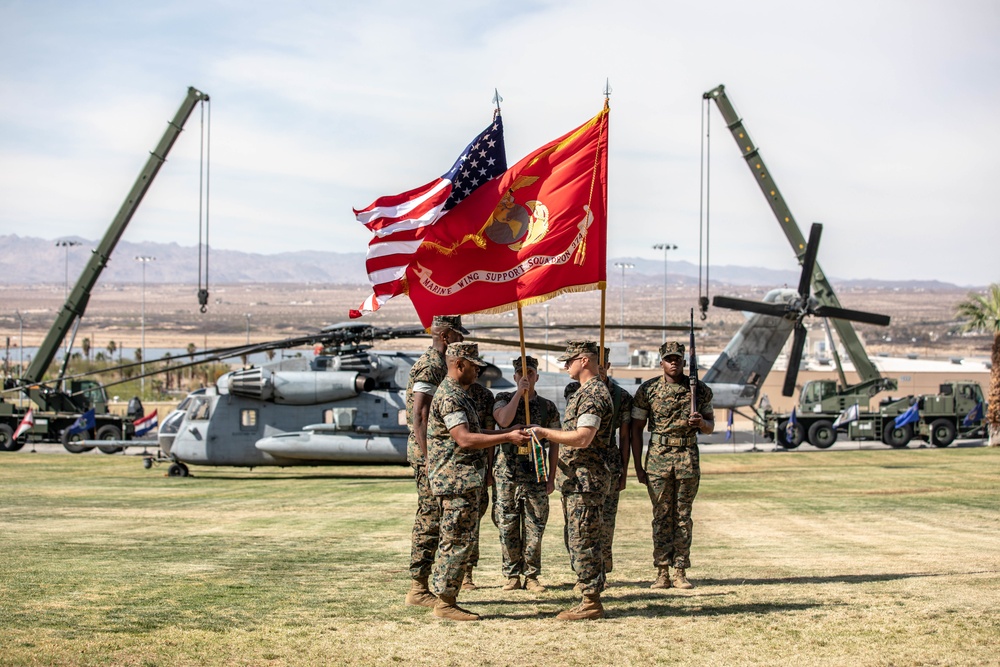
[530, 430, 548, 484]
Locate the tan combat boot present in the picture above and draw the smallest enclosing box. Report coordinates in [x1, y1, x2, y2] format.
[649, 567, 671, 589]
[573, 581, 584, 593]
[502, 576, 522, 591]
[432, 595, 480, 622]
[671, 567, 695, 589]
[524, 577, 546, 593]
[405, 577, 438, 608]
[461, 567, 477, 591]
[556, 593, 605, 620]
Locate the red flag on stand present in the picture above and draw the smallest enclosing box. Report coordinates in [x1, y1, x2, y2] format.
[13, 408, 34, 440]
[405, 106, 609, 327]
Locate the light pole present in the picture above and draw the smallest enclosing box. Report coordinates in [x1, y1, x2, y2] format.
[613, 262, 634, 341]
[652, 243, 677, 343]
[14, 309, 24, 377]
[245, 313, 252, 344]
[135, 256, 155, 397]
[55, 240, 81, 300]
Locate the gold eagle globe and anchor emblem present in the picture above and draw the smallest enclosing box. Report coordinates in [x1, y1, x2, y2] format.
[483, 176, 549, 251]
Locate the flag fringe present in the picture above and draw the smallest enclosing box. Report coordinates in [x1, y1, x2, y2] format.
[462, 281, 606, 318]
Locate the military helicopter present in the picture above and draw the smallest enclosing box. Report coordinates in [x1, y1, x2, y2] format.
[115, 299, 800, 476]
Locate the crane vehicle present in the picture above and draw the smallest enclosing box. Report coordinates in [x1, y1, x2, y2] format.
[0, 87, 210, 452]
[702, 84, 984, 448]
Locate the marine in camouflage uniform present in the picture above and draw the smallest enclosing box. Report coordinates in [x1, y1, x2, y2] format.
[463, 377, 497, 589]
[404, 315, 466, 606]
[631, 341, 714, 589]
[426, 342, 530, 621]
[492, 356, 560, 590]
[533, 341, 613, 620]
[564, 352, 633, 576]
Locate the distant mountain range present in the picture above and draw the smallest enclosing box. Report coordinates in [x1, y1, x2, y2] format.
[0, 234, 971, 290]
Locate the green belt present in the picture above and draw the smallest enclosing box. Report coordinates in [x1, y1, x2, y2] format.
[649, 433, 697, 447]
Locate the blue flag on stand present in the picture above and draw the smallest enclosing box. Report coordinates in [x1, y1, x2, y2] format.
[725, 410, 734, 441]
[962, 401, 984, 427]
[785, 408, 797, 442]
[894, 403, 920, 429]
[67, 408, 96, 436]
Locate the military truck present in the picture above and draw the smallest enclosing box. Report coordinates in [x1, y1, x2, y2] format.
[760, 379, 986, 449]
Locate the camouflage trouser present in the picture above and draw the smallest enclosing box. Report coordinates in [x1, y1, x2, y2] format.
[409, 465, 440, 580]
[601, 481, 621, 573]
[646, 472, 700, 569]
[493, 477, 549, 578]
[467, 483, 491, 569]
[561, 492, 605, 595]
[430, 488, 482, 598]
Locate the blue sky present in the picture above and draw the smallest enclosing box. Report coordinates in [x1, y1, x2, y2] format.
[1, 0, 997, 286]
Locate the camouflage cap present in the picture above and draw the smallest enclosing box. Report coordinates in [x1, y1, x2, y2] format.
[431, 315, 470, 335]
[659, 341, 685, 360]
[446, 341, 487, 367]
[512, 356, 539, 373]
[556, 340, 600, 363]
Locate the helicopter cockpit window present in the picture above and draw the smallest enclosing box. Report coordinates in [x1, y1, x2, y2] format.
[240, 409, 258, 431]
[188, 397, 211, 421]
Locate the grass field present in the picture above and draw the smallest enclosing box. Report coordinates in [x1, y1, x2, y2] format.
[1, 449, 998, 666]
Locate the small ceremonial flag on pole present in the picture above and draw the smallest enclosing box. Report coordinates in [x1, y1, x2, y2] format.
[134, 410, 159, 437]
[894, 403, 921, 429]
[785, 408, 798, 443]
[13, 408, 34, 440]
[67, 408, 96, 437]
[832, 403, 860, 429]
[962, 401, 984, 427]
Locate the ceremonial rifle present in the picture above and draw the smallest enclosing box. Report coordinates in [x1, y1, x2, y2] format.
[689, 308, 698, 416]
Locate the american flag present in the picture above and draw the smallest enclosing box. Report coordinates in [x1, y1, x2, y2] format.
[351, 115, 507, 318]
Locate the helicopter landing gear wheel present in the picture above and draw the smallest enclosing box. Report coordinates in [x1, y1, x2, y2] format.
[167, 462, 189, 477]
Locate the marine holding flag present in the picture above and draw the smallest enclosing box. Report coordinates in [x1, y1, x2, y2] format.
[404, 106, 609, 326]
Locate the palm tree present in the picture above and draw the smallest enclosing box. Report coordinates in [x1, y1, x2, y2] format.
[956, 284, 1000, 446]
[82, 337, 91, 361]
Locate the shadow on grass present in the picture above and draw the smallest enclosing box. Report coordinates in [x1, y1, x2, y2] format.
[478, 599, 822, 621]
[686, 570, 996, 586]
[180, 470, 414, 481]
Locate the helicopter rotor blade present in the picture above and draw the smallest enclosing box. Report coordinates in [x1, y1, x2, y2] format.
[812, 305, 891, 327]
[782, 323, 809, 397]
[712, 295, 789, 319]
[797, 223, 822, 298]
[463, 336, 565, 352]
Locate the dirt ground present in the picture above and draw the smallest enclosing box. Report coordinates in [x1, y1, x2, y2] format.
[0, 281, 991, 360]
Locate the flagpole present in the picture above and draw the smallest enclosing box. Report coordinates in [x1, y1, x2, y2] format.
[599, 287, 606, 367]
[516, 306, 532, 452]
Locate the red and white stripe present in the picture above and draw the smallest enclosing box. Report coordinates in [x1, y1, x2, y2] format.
[351, 178, 454, 317]
[13, 408, 33, 440]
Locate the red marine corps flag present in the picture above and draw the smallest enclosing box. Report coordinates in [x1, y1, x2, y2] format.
[405, 105, 609, 327]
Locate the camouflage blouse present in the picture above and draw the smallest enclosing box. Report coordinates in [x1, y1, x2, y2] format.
[405, 346, 448, 465]
[427, 376, 487, 496]
[557, 377, 613, 495]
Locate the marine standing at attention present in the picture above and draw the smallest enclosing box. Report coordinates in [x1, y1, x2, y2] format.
[462, 369, 498, 591]
[528, 341, 613, 620]
[492, 355, 561, 593]
[630, 341, 714, 590]
[426, 342, 530, 621]
[404, 315, 467, 609]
